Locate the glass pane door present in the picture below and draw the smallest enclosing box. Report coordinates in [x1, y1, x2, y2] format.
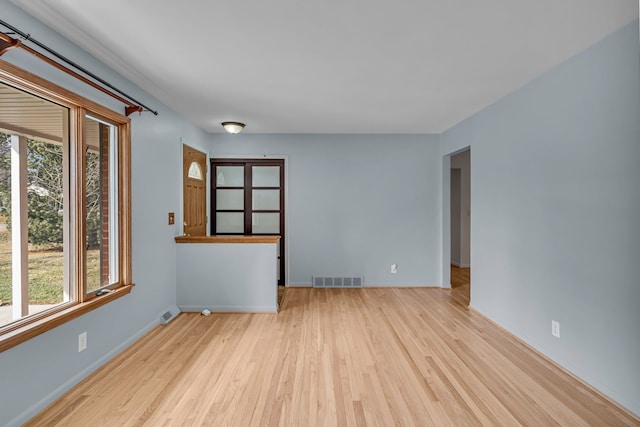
[214, 165, 245, 233]
[211, 159, 285, 285]
[251, 165, 281, 235]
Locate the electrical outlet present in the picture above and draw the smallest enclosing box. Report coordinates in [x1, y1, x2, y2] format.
[391, 263, 397, 274]
[78, 332, 87, 352]
[551, 321, 560, 338]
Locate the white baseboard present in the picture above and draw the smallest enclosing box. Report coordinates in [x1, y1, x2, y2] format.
[178, 305, 277, 313]
[364, 284, 441, 288]
[288, 283, 441, 288]
[8, 318, 159, 427]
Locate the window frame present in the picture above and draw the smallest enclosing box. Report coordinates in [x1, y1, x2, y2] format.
[0, 59, 133, 353]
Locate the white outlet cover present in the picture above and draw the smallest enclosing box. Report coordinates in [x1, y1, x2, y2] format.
[551, 321, 560, 338]
[78, 332, 87, 352]
[391, 264, 397, 274]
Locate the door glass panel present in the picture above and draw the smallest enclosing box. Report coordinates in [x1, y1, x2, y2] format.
[252, 213, 279, 234]
[252, 190, 279, 211]
[188, 161, 203, 180]
[216, 166, 244, 187]
[216, 189, 244, 210]
[252, 166, 279, 187]
[216, 212, 244, 233]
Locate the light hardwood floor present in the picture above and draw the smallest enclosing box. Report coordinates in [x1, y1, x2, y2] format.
[28, 288, 639, 426]
[450, 265, 470, 306]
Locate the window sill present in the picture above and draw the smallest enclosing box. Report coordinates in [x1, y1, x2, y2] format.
[0, 284, 134, 353]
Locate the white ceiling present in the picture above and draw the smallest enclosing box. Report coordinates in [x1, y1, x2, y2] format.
[10, 0, 638, 134]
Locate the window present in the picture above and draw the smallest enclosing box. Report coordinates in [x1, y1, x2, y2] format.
[85, 115, 119, 293]
[211, 158, 285, 285]
[187, 161, 203, 180]
[0, 61, 132, 352]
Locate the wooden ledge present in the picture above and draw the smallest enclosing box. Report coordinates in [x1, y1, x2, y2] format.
[175, 235, 280, 244]
[0, 284, 134, 353]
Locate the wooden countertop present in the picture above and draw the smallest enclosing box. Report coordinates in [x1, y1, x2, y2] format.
[175, 235, 280, 244]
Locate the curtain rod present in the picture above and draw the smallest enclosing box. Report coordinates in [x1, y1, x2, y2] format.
[0, 19, 158, 116]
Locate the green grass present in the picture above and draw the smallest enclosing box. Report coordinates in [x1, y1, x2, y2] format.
[0, 229, 100, 305]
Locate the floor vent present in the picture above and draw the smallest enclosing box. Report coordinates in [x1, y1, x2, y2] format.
[312, 276, 363, 288]
[160, 305, 181, 325]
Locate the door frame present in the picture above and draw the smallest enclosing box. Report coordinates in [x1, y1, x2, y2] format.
[210, 154, 289, 287]
[442, 146, 471, 291]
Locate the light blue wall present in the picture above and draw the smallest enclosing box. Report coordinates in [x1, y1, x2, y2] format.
[210, 134, 442, 287]
[0, 2, 210, 426]
[177, 243, 278, 312]
[441, 21, 640, 415]
[1, 0, 639, 423]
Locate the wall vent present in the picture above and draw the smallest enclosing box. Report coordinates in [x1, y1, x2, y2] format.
[312, 276, 363, 288]
[160, 305, 181, 325]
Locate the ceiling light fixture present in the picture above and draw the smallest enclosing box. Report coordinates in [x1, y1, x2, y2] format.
[221, 121, 245, 134]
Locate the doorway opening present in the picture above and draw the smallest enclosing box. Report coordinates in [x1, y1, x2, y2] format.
[449, 148, 470, 305]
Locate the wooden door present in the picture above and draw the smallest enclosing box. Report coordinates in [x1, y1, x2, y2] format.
[183, 144, 207, 236]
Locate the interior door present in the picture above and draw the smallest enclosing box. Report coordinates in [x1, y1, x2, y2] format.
[183, 144, 207, 236]
[212, 158, 285, 286]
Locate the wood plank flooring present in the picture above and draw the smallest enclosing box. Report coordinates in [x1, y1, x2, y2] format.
[27, 287, 639, 426]
[450, 265, 470, 306]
